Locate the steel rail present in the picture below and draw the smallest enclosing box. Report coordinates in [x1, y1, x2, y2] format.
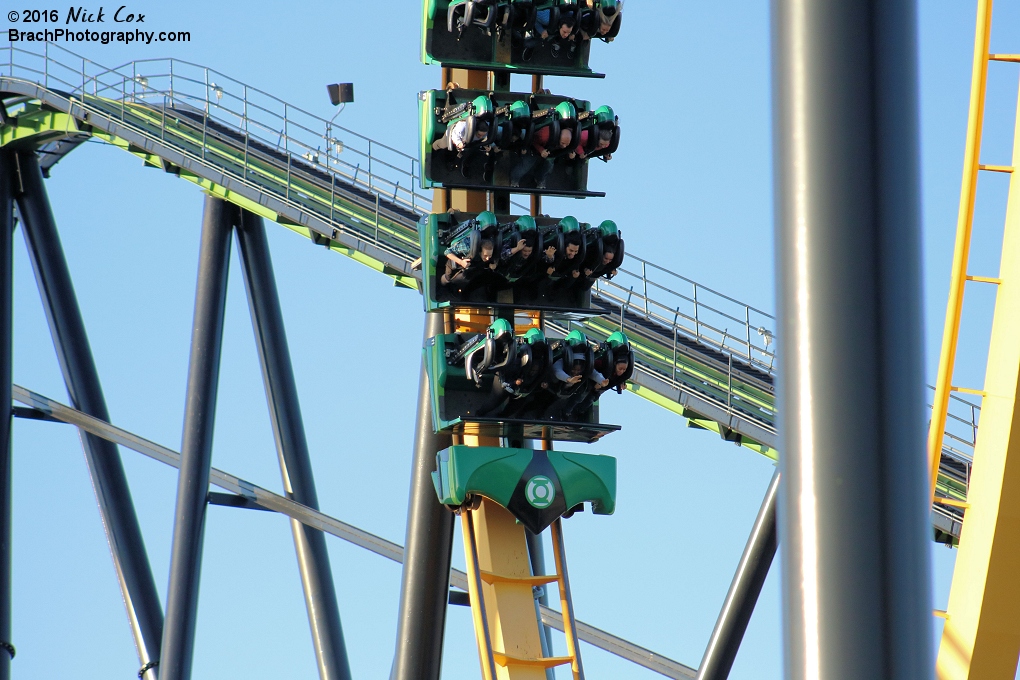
[0, 44, 978, 536]
[11, 384, 695, 680]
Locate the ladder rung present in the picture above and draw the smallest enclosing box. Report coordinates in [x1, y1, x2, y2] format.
[989, 54, 1020, 63]
[978, 164, 1014, 173]
[965, 274, 1002, 284]
[951, 386, 986, 397]
[933, 609, 950, 620]
[479, 571, 560, 586]
[934, 497, 970, 509]
[493, 652, 574, 669]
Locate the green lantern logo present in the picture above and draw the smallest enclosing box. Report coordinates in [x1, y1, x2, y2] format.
[525, 476, 555, 509]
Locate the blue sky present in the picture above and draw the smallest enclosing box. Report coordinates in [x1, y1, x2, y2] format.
[7, 2, 1020, 679]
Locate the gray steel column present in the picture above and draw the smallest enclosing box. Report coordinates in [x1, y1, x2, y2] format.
[14, 151, 164, 679]
[160, 196, 236, 680]
[696, 470, 779, 680]
[771, 3, 932, 680]
[525, 528, 555, 680]
[234, 210, 352, 680]
[0, 151, 14, 680]
[391, 311, 454, 680]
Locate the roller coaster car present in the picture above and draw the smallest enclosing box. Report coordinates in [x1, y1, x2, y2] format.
[424, 323, 621, 443]
[419, 89, 611, 197]
[420, 211, 623, 312]
[423, 0, 617, 78]
[432, 444, 617, 533]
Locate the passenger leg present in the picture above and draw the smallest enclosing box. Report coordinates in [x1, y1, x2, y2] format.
[476, 380, 512, 417]
[533, 158, 555, 190]
[432, 129, 453, 152]
[510, 154, 541, 188]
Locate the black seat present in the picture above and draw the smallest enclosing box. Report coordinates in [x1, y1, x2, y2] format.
[448, 0, 499, 36]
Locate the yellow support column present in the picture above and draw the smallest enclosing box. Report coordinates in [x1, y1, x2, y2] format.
[468, 498, 548, 680]
[937, 76, 1020, 680]
[928, 0, 994, 498]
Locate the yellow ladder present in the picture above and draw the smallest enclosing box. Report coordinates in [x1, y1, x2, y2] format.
[927, 0, 1020, 504]
[930, 1, 1020, 678]
[461, 498, 584, 680]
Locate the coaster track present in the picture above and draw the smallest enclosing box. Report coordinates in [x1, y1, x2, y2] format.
[0, 43, 973, 540]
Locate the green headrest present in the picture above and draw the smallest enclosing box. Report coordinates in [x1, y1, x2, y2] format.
[524, 328, 546, 344]
[597, 219, 619, 238]
[593, 105, 616, 125]
[558, 216, 580, 233]
[489, 318, 513, 338]
[509, 100, 530, 119]
[471, 95, 494, 117]
[564, 329, 588, 346]
[554, 101, 577, 121]
[515, 215, 538, 231]
[606, 331, 630, 350]
[476, 211, 498, 229]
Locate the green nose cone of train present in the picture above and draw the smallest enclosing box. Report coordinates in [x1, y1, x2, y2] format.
[431, 445, 617, 534]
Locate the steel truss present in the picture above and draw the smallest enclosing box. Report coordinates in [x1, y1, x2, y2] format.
[3, 148, 721, 680]
[12, 384, 698, 680]
[11, 159, 352, 680]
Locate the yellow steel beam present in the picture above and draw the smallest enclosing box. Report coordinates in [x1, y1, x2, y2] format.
[928, 0, 995, 501]
[937, 71, 1020, 680]
[467, 498, 548, 680]
[435, 69, 584, 679]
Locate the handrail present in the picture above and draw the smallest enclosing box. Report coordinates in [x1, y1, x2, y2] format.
[0, 43, 978, 503]
[2, 43, 783, 378]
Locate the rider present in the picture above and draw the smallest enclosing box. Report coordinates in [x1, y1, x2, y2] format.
[433, 118, 490, 153]
[497, 216, 540, 286]
[542, 330, 603, 419]
[579, 0, 622, 41]
[563, 331, 633, 420]
[571, 219, 622, 299]
[543, 217, 585, 302]
[441, 212, 500, 296]
[477, 329, 551, 417]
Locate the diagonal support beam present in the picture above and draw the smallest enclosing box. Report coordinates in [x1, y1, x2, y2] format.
[696, 470, 779, 680]
[234, 209, 352, 680]
[391, 311, 455, 680]
[160, 196, 236, 680]
[14, 151, 164, 680]
[12, 383, 698, 680]
[0, 150, 13, 680]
